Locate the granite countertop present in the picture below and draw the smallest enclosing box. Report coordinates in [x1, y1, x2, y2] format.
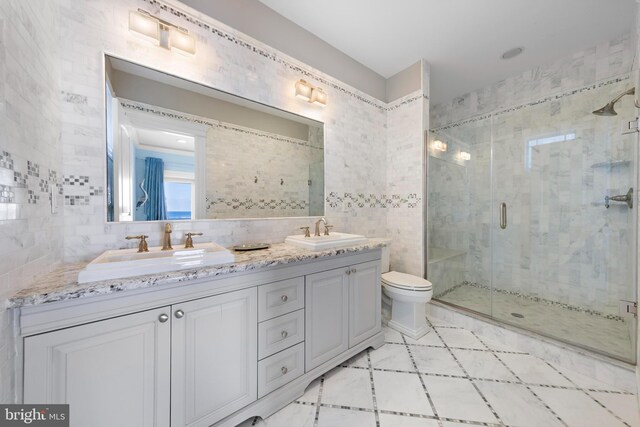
[9, 239, 389, 308]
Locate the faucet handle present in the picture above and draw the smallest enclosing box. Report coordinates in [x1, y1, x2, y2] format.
[184, 232, 203, 248]
[126, 235, 149, 253]
[324, 225, 333, 236]
[300, 226, 311, 238]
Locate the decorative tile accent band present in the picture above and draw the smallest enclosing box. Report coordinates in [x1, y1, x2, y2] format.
[120, 100, 323, 151]
[142, 0, 427, 111]
[0, 185, 15, 203]
[0, 149, 61, 205]
[435, 281, 625, 322]
[326, 192, 422, 209]
[206, 197, 309, 211]
[431, 74, 631, 132]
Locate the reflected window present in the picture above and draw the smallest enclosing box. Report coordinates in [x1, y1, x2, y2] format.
[526, 132, 576, 170]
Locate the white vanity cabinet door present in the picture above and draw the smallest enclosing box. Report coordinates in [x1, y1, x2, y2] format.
[348, 260, 382, 347]
[171, 288, 257, 427]
[305, 267, 349, 371]
[23, 307, 171, 427]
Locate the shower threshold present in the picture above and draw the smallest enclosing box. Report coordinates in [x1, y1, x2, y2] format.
[434, 284, 636, 365]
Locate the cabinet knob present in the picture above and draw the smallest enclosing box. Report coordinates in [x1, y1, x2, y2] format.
[351, 268, 357, 274]
[281, 295, 288, 302]
[281, 330, 288, 339]
[346, 269, 351, 275]
[158, 313, 169, 323]
[175, 309, 185, 319]
[281, 366, 288, 375]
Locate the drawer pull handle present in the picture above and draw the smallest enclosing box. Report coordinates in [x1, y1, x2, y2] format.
[281, 295, 288, 302]
[281, 366, 288, 375]
[281, 330, 288, 339]
[175, 309, 185, 319]
[158, 313, 169, 323]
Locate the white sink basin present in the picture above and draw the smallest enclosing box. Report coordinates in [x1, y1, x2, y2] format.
[78, 242, 235, 283]
[285, 232, 368, 251]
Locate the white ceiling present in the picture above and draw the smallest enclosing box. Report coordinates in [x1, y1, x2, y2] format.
[132, 127, 195, 154]
[258, 0, 636, 103]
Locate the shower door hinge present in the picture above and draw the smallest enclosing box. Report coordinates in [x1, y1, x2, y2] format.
[619, 300, 637, 317]
[622, 118, 639, 134]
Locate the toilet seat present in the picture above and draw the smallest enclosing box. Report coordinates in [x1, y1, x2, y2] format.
[381, 271, 432, 291]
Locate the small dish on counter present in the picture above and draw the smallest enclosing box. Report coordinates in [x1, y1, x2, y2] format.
[232, 243, 271, 251]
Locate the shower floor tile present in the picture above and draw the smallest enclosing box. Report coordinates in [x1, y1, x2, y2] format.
[436, 283, 634, 360]
[238, 316, 638, 427]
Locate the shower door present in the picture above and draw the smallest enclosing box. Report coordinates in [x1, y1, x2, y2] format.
[491, 79, 638, 362]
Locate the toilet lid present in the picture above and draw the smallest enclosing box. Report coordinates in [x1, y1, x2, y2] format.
[381, 271, 432, 290]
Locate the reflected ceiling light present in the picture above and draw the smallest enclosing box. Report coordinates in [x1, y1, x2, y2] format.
[177, 139, 187, 144]
[295, 80, 313, 101]
[433, 140, 447, 152]
[460, 151, 471, 161]
[310, 87, 327, 107]
[129, 9, 196, 55]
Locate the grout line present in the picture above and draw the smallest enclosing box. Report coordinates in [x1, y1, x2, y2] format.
[313, 374, 325, 427]
[400, 334, 443, 425]
[429, 327, 504, 424]
[365, 349, 381, 427]
[469, 331, 568, 426]
[542, 360, 632, 427]
[385, 338, 529, 354]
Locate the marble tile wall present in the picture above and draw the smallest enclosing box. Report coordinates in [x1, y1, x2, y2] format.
[0, 0, 63, 402]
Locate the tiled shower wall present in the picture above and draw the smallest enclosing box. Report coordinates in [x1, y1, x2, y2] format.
[0, 1, 63, 402]
[429, 33, 636, 315]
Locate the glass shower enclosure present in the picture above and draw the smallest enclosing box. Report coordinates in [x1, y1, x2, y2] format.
[428, 74, 638, 363]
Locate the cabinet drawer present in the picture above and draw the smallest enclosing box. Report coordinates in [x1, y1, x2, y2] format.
[258, 277, 304, 321]
[258, 342, 304, 398]
[258, 309, 304, 360]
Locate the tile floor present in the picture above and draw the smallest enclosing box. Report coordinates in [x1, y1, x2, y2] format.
[437, 283, 633, 361]
[238, 316, 640, 427]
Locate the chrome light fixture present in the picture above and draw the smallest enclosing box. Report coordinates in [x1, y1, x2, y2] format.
[310, 87, 327, 107]
[432, 140, 447, 152]
[129, 9, 196, 55]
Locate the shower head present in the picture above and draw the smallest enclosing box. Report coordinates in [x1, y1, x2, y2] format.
[592, 87, 635, 116]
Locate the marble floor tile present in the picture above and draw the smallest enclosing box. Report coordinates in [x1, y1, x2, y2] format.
[238, 403, 316, 427]
[424, 376, 498, 424]
[533, 386, 628, 427]
[343, 349, 370, 369]
[451, 348, 518, 381]
[409, 345, 466, 376]
[374, 370, 434, 416]
[369, 342, 415, 371]
[403, 329, 445, 347]
[317, 407, 376, 427]
[382, 325, 404, 343]
[589, 392, 640, 427]
[497, 353, 574, 387]
[296, 377, 321, 404]
[321, 367, 374, 409]
[426, 316, 457, 328]
[435, 327, 486, 349]
[475, 381, 564, 427]
[378, 413, 440, 427]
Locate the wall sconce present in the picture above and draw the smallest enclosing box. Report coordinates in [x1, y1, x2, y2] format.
[460, 151, 471, 161]
[129, 9, 196, 55]
[295, 79, 327, 107]
[432, 140, 447, 152]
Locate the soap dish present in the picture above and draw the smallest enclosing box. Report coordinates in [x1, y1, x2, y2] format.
[233, 243, 271, 251]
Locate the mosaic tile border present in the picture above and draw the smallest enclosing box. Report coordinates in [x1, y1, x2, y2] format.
[206, 197, 309, 211]
[435, 281, 626, 322]
[431, 74, 631, 132]
[120, 100, 323, 151]
[0, 149, 62, 206]
[142, 0, 427, 111]
[326, 192, 421, 209]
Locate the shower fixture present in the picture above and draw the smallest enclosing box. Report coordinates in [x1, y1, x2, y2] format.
[592, 87, 636, 116]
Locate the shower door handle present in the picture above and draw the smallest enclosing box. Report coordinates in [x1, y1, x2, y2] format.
[499, 202, 507, 229]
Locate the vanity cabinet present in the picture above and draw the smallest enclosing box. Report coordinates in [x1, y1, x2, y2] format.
[305, 260, 382, 371]
[24, 307, 171, 427]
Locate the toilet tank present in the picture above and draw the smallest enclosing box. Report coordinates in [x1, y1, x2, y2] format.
[380, 242, 391, 273]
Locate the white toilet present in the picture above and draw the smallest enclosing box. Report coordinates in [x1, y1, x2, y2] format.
[380, 245, 433, 340]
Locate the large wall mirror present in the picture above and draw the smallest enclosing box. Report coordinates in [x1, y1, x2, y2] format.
[104, 55, 324, 222]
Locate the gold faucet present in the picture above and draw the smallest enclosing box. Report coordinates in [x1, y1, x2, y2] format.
[162, 223, 173, 250]
[126, 235, 149, 253]
[184, 232, 203, 248]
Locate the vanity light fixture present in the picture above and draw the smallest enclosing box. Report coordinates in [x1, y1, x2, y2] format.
[460, 151, 471, 161]
[129, 9, 196, 55]
[295, 79, 327, 106]
[432, 140, 447, 152]
[295, 79, 313, 101]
